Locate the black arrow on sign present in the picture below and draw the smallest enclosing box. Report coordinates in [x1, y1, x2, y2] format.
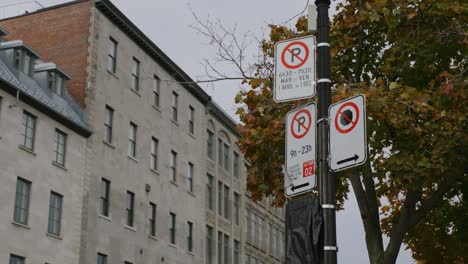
[337, 154, 359, 165]
[291, 182, 310, 192]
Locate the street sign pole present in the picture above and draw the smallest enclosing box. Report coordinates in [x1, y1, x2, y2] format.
[315, 0, 337, 264]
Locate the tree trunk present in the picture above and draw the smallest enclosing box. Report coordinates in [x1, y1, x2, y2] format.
[350, 171, 384, 264]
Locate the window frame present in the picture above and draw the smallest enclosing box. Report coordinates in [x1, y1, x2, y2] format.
[131, 57, 140, 91]
[104, 105, 114, 144]
[207, 130, 215, 160]
[150, 137, 158, 171]
[223, 143, 230, 171]
[97, 253, 107, 264]
[187, 221, 193, 252]
[13, 177, 31, 225]
[217, 181, 223, 216]
[189, 105, 195, 134]
[187, 162, 194, 192]
[224, 185, 230, 220]
[170, 150, 177, 182]
[206, 174, 214, 211]
[206, 225, 214, 264]
[172, 91, 178, 122]
[13, 48, 34, 76]
[149, 202, 157, 237]
[9, 254, 25, 264]
[53, 129, 67, 166]
[20, 111, 36, 151]
[234, 192, 240, 225]
[107, 37, 117, 73]
[47, 191, 63, 236]
[153, 75, 160, 107]
[126, 191, 135, 227]
[169, 212, 176, 244]
[100, 178, 110, 217]
[128, 122, 137, 158]
[233, 152, 240, 178]
[223, 234, 230, 264]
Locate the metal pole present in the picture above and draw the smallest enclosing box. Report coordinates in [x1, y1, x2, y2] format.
[315, 0, 337, 264]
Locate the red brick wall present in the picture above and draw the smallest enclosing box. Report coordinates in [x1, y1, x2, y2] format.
[0, 0, 93, 106]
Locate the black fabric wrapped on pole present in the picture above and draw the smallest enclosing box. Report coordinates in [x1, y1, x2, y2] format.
[285, 194, 323, 264]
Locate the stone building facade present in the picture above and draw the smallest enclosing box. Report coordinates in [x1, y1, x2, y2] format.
[0, 28, 92, 264]
[0, 1, 285, 264]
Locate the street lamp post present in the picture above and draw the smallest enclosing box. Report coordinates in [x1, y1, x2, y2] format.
[314, 0, 337, 263]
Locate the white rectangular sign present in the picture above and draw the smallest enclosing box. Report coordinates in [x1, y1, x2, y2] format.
[274, 36, 316, 102]
[285, 103, 316, 197]
[329, 94, 367, 171]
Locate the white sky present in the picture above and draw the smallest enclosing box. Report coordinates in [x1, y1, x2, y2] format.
[0, 0, 415, 263]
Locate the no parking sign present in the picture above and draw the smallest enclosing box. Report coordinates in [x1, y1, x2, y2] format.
[329, 94, 367, 171]
[274, 36, 316, 102]
[285, 103, 317, 197]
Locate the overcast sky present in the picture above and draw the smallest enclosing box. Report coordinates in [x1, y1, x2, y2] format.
[1, 0, 415, 263]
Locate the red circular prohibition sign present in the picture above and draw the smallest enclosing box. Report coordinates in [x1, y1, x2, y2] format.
[335, 102, 360, 134]
[281, 41, 309, 69]
[291, 109, 312, 139]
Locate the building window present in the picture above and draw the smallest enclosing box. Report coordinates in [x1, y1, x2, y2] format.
[187, 162, 194, 192]
[224, 234, 230, 264]
[224, 185, 230, 220]
[48, 191, 63, 236]
[128, 122, 137, 158]
[172, 91, 178, 122]
[217, 181, 223, 216]
[13, 49, 34, 76]
[104, 105, 113, 144]
[169, 212, 176, 244]
[131, 57, 140, 91]
[248, 211, 254, 243]
[233, 152, 240, 178]
[259, 217, 264, 250]
[217, 231, 223, 264]
[170, 150, 177, 182]
[100, 178, 110, 217]
[53, 129, 67, 166]
[234, 193, 240, 225]
[206, 174, 214, 211]
[47, 71, 64, 96]
[207, 130, 215, 160]
[234, 240, 240, 264]
[150, 137, 158, 171]
[97, 253, 107, 264]
[108, 37, 117, 73]
[13, 177, 31, 224]
[217, 138, 223, 167]
[149, 202, 156, 236]
[223, 143, 230, 171]
[187, 221, 193, 252]
[126, 191, 135, 227]
[9, 254, 25, 264]
[206, 226, 214, 264]
[189, 106, 195, 134]
[153, 75, 160, 107]
[20, 111, 36, 151]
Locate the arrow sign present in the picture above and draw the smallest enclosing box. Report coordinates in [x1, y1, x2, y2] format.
[291, 182, 310, 192]
[337, 154, 359, 165]
[329, 95, 367, 171]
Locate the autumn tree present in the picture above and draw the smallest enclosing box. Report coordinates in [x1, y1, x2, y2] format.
[219, 0, 467, 263]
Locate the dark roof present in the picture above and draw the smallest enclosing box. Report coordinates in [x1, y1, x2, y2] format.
[0, 58, 92, 137]
[95, 0, 239, 136]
